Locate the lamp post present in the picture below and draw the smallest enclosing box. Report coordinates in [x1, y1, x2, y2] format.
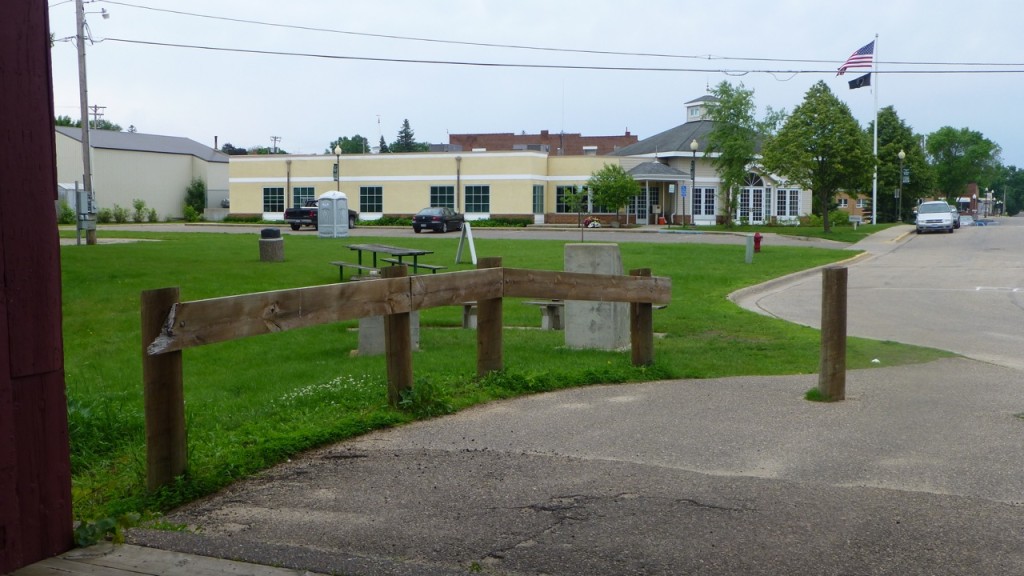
[897, 149, 905, 222]
[689, 138, 698, 226]
[455, 155, 462, 212]
[333, 145, 341, 192]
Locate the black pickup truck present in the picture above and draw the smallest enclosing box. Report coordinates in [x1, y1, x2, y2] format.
[283, 199, 359, 231]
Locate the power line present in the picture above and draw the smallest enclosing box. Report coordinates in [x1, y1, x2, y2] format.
[101, 38, 1024, 76]
[96, 0, 1024, 69]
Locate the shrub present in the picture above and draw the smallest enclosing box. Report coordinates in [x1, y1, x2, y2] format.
[112, 204, 129, 224]
[147, 208, 158, 222]
[96, 207, 113, 224]
[185, 178, 206, 214]
[223, 214, 264, 223]
[131, 199, 147, 223]
[58, 199, 76, 224]
[360, 215, 412, 226]
[183, 205, 201, 223]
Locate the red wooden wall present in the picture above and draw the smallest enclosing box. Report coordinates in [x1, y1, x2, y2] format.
[0, 0, 74, 572]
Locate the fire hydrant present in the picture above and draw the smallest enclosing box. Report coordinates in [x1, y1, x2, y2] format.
[753, 232, 763, 253]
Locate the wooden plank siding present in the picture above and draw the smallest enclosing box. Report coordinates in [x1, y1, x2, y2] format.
[0, 0, 74, 571]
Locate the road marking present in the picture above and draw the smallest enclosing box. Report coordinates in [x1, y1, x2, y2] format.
[975, 287, 1022, 292]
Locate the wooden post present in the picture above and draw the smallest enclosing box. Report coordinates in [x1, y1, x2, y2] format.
[476, 257, 503, 377]
[630, 268, 655, 366]
[818, 267, 847, 401]
[141, 287, 187, 491]
[382, 265, 412, 406]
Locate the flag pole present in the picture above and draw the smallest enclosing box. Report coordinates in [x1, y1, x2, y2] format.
[871, 33, 879, 225]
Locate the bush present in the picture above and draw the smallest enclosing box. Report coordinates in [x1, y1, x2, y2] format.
[96, 207, 113, 224]
[183, 205, 201, 223]
[58, 199, 76, 224]
[185, 178, 206, 214]
[131, 199, 147, 223]
[360, 215, 412, 226]
[147, 208, 158, 222]
[223, 214, 264, 223]
[112, 204, 129, 224]
[470, 217, 531, 228]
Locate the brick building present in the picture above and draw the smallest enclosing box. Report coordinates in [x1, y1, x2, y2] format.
[448, 129, 638, 156]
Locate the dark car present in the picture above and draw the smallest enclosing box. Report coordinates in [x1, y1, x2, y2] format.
[413, 206, 464, 233]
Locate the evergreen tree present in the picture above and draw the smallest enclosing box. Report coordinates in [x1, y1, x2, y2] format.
[378, 135, 390, 154]
[390, 119, 429, 152]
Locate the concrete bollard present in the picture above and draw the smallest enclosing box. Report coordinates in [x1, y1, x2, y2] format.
[259, 228, 284, 262]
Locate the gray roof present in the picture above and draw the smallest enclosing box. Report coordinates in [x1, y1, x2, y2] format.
[56, 126, 228, 163]
[609, 120, 715, 157]
[628, 161, 688, 180]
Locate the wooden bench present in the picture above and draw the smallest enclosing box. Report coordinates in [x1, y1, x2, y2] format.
[522, 299, 565, 330]
[330, 261, 379, 282]
[380, 257, 448, 274]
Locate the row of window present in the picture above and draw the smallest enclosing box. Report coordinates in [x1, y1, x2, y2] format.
[262, 185, 492, 213]
[262, 183, 802, 218]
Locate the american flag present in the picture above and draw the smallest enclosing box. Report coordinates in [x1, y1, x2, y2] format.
[837, 41, 874, 76]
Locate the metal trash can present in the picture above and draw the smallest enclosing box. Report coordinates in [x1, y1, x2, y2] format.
[259, 228, 284, 262]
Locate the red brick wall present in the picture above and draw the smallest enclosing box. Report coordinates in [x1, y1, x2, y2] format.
[449, 130, 638, 156]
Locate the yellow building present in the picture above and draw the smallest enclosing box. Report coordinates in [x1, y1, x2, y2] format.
[229, 151, 617, 224]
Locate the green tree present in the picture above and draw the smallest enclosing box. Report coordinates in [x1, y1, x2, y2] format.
[761, 81, 871, 233]
[390, 119, 429, 152]
[326, 134, 370, 155]
[587, 163, 641, 227]
[185, 178, 206, 216]
[55, 115, 121, 131]
[925, 126, 1001, 202]
[248, 146, 288, 155]
[220, 143, 248, 155]
[869, 106, 935, 222]
[378, 136, 390, 154]
[705, 81, 783, 227]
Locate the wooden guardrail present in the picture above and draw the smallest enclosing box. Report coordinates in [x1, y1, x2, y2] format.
[141, 257, 671, 490]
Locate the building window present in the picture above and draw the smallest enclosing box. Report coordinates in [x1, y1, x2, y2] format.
[293, 186, 315, 208]
[430, 185, 454, 209]
[693, 187, 716, 216]
[837, 197, 849, 209]
[464, 185, 490, 213]
[360, 186, 383, 212]
[263, 187, 284, 212]
[532, 184, 544, 214]
[777, 189, 800, 216]
[856, 198, 866, 209]
[556, 185, 578, 213]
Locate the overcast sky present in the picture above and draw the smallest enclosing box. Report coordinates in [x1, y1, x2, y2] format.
[48, 0, 1024, 167]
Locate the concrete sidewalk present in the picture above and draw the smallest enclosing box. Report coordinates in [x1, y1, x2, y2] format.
[117, 357, 1024, 576]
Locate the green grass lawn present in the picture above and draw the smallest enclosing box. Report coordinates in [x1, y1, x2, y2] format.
[61, 230, 950, 522]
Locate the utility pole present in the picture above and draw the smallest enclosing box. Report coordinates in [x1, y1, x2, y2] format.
[75, 0, 96, 244]
[87, 104, 106, 127]
[270, 136, 281, 154]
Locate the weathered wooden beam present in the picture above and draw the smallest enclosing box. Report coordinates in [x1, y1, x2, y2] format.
[409, 268, 503, 310]
[630, 269, 654, 366]
[502, 268, 672, 304]
[141, 288, 187, 491]
[383, 266, 412, 407]
[147, 279, 411, 355]
[818, 267, 847, 401]
[476, 258, 503, 377]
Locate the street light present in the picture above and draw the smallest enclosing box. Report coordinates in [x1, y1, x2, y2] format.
[333, 145, 341, 192]
[689, 138, 698, 226]
[897, 149, 905, 222]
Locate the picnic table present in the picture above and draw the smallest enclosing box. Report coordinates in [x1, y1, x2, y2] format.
[331, 243, 445, 281]
[348, 243, 434, 270]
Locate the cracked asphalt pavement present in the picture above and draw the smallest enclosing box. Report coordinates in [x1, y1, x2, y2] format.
[127, 220, 1024, 575]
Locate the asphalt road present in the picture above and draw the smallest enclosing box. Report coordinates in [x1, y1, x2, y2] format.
[119, 218, 1024, 575]
[733, 217, 1024, 370]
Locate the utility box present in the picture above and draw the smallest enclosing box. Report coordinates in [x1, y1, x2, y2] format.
[317, 191, 350, 239]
